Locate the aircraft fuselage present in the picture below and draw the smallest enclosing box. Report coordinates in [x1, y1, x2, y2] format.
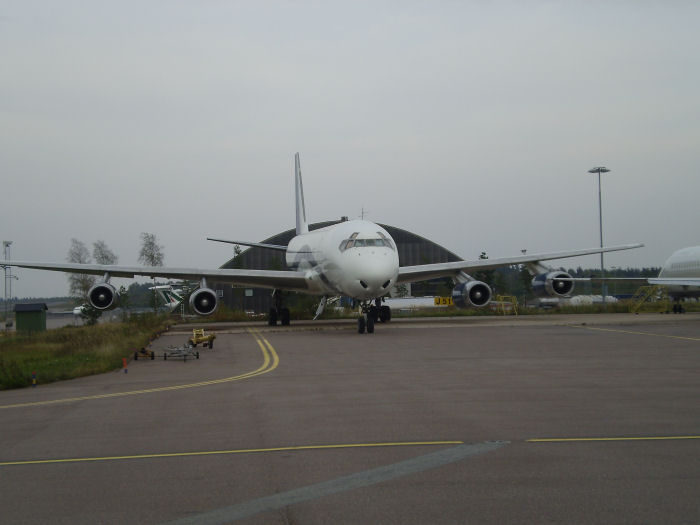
[285, 219, 399, 300]
[656, 246, 700, 299]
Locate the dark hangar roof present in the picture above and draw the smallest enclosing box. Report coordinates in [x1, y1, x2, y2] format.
[220, 220, 463, 270]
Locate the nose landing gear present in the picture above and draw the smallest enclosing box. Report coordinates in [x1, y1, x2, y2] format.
[357, 315, 371, 334]
[356, 298, 391, 334]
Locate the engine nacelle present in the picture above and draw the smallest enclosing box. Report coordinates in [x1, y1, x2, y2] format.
[88, 282, 118, 310]
[531, 271, 575, 298]
[452, 280, 492, 308]
[189, 288, 218, 316]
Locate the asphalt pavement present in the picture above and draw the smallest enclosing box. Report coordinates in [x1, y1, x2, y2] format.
[1, 313, 699, 524]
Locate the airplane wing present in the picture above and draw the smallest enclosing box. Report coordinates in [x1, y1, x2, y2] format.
[397, 243, 644, 284]
[1, 261, 310, 292]
[648, 278, 700, 287]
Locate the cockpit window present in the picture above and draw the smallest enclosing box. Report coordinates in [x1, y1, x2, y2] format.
[377, 232, 395, 251]
[338, 232, 396, 252]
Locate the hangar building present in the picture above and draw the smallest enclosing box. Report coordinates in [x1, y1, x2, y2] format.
[211, 219, 464, 313]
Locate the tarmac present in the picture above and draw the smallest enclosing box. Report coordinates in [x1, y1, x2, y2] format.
[1, 313, 699, 524]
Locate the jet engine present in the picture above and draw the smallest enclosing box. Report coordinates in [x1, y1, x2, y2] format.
[531, 271, 575, 298]
[189, 287, 218, 316]
[88, 282, 118, 310]
[452, 281, 492, 308]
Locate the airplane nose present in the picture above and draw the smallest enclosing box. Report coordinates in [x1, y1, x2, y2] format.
[354, 256, 396, 296]
[359, 277, 393, 295]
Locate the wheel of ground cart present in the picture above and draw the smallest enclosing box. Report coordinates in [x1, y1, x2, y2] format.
[150, 351, 155, 360]
[208, 340, 214, 349]
[196, 352, 200, 359]
[134, 351, 138, 360]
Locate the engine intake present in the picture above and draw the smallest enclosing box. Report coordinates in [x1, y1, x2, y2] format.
[88, 282, 118, 310]
[452, 280, 492, 308]
[189, 288, 218, 316]
[531, 271, 574, 298]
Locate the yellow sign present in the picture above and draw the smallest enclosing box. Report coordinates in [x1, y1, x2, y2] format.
[434, 297, 454, 306]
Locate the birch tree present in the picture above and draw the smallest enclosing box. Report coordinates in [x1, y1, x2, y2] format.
[67, 238, 94, 299]
[138, 233, 164, 266]
[92, 240, 118, 265]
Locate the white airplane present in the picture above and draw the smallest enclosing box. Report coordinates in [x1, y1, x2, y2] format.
[634, 246, 700, 313]
[1, 153, 643, 334]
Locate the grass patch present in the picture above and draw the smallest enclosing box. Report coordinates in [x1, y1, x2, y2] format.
[0, 314, 171, 390]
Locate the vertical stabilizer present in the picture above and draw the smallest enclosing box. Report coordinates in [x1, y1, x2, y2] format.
[295, 152, 309, 235]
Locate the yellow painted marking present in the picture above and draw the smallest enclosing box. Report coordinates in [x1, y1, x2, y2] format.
[528, 435, 700, 443]
[0, 440, 464, 467]
[0, 329, 278, 410]
[569, 324, 700, 342]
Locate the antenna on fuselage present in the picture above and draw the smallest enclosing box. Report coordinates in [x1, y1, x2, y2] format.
[295, 152, 308, 235]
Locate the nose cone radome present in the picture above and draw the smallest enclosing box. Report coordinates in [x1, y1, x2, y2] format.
[351, 253, 398, 298]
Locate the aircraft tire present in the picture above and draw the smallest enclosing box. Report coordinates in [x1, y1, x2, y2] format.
[367, 316, 375, 333]
[379, 305, 391, 323]
[281, 308, 291, 326]
[268, 308, 278, 326]
[357, 317, 366, 334]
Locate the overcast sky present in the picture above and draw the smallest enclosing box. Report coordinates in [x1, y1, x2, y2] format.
[1, 1, 699, 298]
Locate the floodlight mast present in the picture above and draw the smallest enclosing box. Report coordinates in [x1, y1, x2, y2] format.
[588, 167, 611, 304]
[3, 241, 12, 331]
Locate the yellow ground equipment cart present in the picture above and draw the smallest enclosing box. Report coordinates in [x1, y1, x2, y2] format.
[133, 347, 155, 360]
[187, 328, 216, 348]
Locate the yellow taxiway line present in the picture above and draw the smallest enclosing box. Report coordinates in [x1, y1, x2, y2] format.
[0, 328, 278, 410]
[528, 435, 700, 443]
[0, 440, 465, 467]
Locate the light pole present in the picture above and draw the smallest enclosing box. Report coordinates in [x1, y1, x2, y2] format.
[587, 167, 610, 304]
[3, 241, 13, 331]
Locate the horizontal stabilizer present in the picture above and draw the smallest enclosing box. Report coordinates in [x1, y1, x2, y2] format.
[207, 238, 287, 251]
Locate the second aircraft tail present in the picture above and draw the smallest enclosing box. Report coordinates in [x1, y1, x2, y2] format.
[295, 152, 309, 235]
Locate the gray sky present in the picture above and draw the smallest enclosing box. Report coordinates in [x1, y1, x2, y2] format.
[2, 1, 699, 298]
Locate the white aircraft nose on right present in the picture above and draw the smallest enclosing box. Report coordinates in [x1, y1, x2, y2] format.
[345, 250, 398, 298]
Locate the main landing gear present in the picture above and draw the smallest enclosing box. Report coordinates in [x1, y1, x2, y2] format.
[357, 298, 392, 334]
[268, 290, 291, 326]
[672, 300, 686, 314]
